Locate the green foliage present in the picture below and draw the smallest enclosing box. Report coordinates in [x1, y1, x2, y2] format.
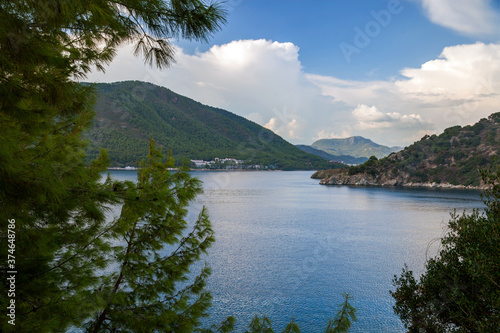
[348, 164, 365, 175]
[366, 155, 378, 164]
[0, 0, 353, 331]
[241, 294, 357, 333]
[342, 114, 500, 186]
[325, 294, 357, 333]
[282, 320, 301, 333]
[84, 81, 331, 170]
[0, 0, 121, 327]
[443, 125, 462, 137]
[486, 127, 497, 145]
[86, 141, 217, 332]
[0, 0, 227, 331]
[391, 166, 500, 331]
[348, 155, 379, 176]
[246, 315, 274, 333]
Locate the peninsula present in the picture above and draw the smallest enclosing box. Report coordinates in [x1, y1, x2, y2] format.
[312, 113, 500, 189]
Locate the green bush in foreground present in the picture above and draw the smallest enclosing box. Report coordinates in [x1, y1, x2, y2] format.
[391, 167, 500, 331]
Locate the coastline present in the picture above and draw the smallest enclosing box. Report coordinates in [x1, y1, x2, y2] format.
[311, 169, 487, 190]
[107, 168, 287, 172]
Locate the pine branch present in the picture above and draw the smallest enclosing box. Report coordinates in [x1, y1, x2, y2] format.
[91, 214, 140, 332]
[33, 219, 119, 277]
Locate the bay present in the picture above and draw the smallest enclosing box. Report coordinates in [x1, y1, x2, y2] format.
[107, 170, 483, 332]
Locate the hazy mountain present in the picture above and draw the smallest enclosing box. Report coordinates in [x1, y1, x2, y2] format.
[296, 145, 368, 165]
[84, 81, 331, 170]
[312, 113, 500, 187]
[311, 136, 402, 159]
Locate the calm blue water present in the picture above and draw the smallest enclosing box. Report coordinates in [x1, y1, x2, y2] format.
[106, 170, 483, 332]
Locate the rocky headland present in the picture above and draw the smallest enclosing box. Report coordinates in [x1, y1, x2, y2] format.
[311, 169, 486, 189]
[311, 113, 500, 190]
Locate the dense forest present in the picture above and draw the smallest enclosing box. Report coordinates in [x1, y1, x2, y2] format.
[84, 81, 334, 170]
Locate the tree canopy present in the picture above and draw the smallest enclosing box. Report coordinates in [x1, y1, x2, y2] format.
[0, 0, 226, 331]
[0, 1, 357, 331]
[86, 141, 217, 332]
[391, 167, 500, 331]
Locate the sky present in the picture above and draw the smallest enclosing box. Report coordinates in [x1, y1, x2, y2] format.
[86, 0, 500, 147]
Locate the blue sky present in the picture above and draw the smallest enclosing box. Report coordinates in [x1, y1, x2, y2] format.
[87, 0, 500, 147]
[179, 0, 478, 80]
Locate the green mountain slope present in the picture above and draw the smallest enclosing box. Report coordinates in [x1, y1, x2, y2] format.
[313, 113, 500, 187]
[84, 81, 330, 170]
[296, 145, 368, 165]
[311, 136, 401, 159]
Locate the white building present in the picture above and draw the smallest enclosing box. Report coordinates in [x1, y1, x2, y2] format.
[191, 160, 209, 167]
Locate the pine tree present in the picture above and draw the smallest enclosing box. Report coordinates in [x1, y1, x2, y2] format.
[236, 295, 356, 333]
[325, 294, 357, 333]
[0, 1, 356, 331]
[85, 141, 216, 332]
[0, 1, 226, 331]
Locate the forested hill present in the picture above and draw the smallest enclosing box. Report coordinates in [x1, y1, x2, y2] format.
[313, 113, 500, 187]
[84, 81, 331, 170]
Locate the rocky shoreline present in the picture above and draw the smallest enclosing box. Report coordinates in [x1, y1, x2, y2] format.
[311, 169, 486, 190]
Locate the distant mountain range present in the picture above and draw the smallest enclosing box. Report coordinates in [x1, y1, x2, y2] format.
[295, 145, 369, 165]
[311, 136, 402, 159]
[312, 113, 500, 188]
[297, 136, 402, 165]
[84, 81, 333, 170]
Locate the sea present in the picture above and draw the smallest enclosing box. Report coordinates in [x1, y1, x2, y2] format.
[106, 170, 483, 332]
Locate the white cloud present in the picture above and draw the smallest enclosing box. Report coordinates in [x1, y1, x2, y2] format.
[305, 74, 401, 113]
[168, 39, 305, 112]
[395, 42, 500, 126]
[353, 104, 390, 127]
[419, 0, 500, 36]
[265, 117, 301, 139]
[85, 39, 500, 147]
[264, 117, 278, 131]
[308, 42, 500, 144]
[86, 39, 340, 144]
[397, 43, 500, 100]
[286, 119, 300, 139]
[352, 104, 428, 130]
[314, 129, 352, 142]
